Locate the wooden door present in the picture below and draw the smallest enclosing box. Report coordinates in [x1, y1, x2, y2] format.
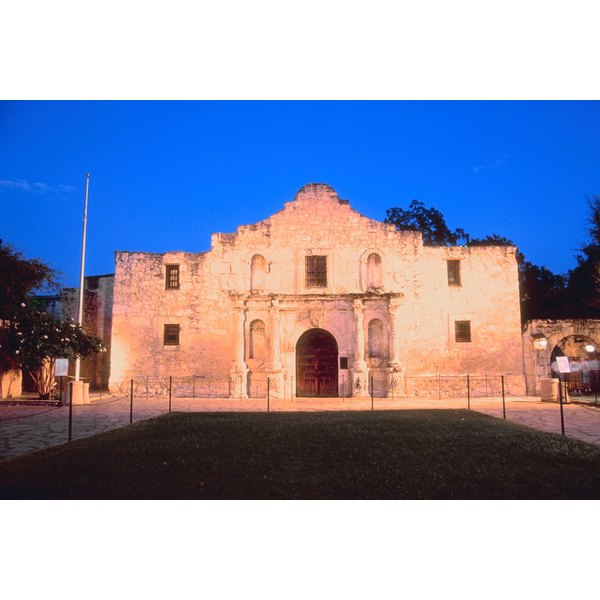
[296, 328, 338, 397]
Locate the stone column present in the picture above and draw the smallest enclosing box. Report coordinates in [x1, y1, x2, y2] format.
[387, 296, 405, 397]
[352, 299, 368, 396]
[230, 299, 248, 399]
[268, 298, 284, 398]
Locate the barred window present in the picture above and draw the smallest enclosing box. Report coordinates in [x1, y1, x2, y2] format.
[447, 260, 461, 286]
[305, 256, 327, 288]
[455, 320, 471, 343]
[163, 324, 180, 346]
[166, 265, 180, 289]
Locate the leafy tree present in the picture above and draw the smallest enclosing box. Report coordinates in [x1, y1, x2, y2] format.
[385, 200, 468, 246]
[6, 304, 104, 398]
[564, 195, 600, 317]
[0, 240, 58, 320]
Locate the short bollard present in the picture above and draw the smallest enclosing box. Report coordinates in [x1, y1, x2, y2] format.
[129, 378, 133, 424]
[501, 375, 506, 420]
[267, 377, 270, 412]
[370, 376, 374, 411]
[467, 374, 471, 410]
[169, 376, 172, 413]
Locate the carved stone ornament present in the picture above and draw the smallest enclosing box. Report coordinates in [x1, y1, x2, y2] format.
[309, 309, 325, 329]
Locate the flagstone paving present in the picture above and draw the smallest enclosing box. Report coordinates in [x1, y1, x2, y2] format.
[1, 392, 600, 461]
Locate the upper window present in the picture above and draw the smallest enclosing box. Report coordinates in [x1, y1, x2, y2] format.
[306, 256, 327, 288]
[163, 324, 180, 346]
[455, 320, 471, 343]
[166, 264, 180, 290]
[447, 260, 461, 286]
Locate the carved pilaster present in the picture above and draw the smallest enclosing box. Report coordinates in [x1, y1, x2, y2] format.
[230, 299, 248, 398]
[352, 298, 367, 396]
[268, 298, 283, 398]
[387, 296, 404, 397]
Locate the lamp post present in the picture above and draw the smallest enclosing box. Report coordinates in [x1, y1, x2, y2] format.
[74, 173, 90, 382]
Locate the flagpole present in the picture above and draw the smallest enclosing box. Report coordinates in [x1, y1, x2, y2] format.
[75, 173, 90, 382]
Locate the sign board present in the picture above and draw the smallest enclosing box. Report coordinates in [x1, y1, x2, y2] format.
[55, 358, 69, 377]
[556, 356, 571, 374]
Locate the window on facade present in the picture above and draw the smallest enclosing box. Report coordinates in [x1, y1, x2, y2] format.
[368, 318, 385, 358]
[455, 320, 471, 343]
[163, 324, 180, 346]
[249, 320, 266, 360]
[305, 256, 327, 288]
[447, 260, 461, 286]
[250, 255, 266, 292]
[166, 265, 180, 290]
[367, 253, 383, 289]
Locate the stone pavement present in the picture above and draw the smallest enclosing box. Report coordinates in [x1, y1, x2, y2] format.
[1, 392, 600, 461]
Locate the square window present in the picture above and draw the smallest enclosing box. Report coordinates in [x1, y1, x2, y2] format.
[306, 255, 327, 288]
[340, 357, 348, 369]
[166, 265, 180, 290]
[447, 260, 461, 286]
[163, 324, 180, 346]
[455, 320, 471, 343]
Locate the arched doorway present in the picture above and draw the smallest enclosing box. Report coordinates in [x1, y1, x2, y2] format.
[296, 328, 339, 397]
[551, 335, 600, 396]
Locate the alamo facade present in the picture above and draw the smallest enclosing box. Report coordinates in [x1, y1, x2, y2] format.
[107, 183, 525, 399]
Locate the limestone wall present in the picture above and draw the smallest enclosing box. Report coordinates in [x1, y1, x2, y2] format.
[109, 183, 525, 396]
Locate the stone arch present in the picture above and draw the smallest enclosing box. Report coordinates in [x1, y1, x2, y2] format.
[295, 328, 339, 397]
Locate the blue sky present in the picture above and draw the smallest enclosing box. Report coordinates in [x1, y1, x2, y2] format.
[1, 100, 598, 287]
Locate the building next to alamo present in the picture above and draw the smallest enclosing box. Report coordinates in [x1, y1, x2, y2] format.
[106, 183, 526, 398]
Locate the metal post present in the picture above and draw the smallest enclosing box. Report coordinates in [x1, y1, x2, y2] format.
[193, 376, 196, 401]
[485, 374, 488, 397]
[60, 376, 64, 405]
[501, 375, 506, 420]
[68, 382, 73, 442]
[129, 378, 133, 424]
[267, 377, 270, 412]
[169, 376, 172, 413]
[558, 373, 565, 436]
[146, 374, 149, 403]
[371, 376, 374, 410]
[438, 374, 441, 400]
[208, 379, 212, 398]
[75, 174, 90, 382]
[467, 374, 470, 410]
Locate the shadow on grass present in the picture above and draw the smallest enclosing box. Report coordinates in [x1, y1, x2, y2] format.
[2, 410, 600, 499]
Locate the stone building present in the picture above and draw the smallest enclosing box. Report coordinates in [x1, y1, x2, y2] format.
[109, 183, 525, 398]
[523, 319, 600, 396]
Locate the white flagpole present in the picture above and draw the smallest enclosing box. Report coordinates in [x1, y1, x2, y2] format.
[75, 173, 90, 382]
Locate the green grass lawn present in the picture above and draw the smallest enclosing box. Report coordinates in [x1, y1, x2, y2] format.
[2, 409, 600, 499]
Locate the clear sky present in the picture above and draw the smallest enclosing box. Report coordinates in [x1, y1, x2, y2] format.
[1, 100, 598, 288]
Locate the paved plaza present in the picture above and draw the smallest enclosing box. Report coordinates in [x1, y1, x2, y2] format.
[2, 392, 600, 461]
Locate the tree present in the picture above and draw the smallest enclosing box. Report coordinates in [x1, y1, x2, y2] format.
[0, 240, 58, 320]
[7, 304, 104, 398]
[385, 200, 468, 246]
[564, 195, 600, 317]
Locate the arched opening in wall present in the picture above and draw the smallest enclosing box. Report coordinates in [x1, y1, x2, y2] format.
[550, 335, 600, 397]
[296, 328, 338, 397]
[249, 320, 266, 361]
[368, 318, 385, 361]
[251, 255, 266, 292]
[366, 253, 382, 289]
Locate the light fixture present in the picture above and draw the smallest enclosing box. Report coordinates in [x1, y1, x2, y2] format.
[585, 344, 595, 353]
